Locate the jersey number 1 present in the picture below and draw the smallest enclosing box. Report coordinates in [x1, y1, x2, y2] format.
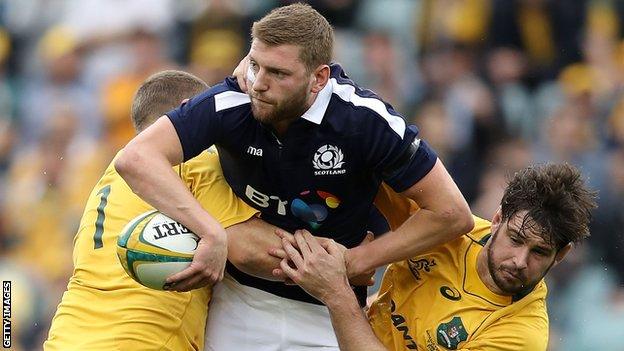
[93, 185, 111, 249]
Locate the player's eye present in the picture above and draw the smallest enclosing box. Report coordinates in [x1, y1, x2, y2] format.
[510, 236, 522, 245]
[532, 248, 549, 257]
[250, 61, 259, 72]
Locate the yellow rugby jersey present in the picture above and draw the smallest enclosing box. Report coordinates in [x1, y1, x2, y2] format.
[371, 188, 549, 351]
[44, 150, 257, 351]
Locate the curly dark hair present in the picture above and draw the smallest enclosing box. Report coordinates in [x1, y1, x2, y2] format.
[500, 163, 598, 250]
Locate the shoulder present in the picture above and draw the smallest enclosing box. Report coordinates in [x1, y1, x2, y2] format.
[172, 77, 250, 116]
[468, 282, 549, 350]
[325, 63, 407, 138]
[465, 216, 493, 245]
[468, 314, 548, 351]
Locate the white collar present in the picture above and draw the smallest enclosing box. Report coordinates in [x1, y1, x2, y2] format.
[300, 79, 333, 125]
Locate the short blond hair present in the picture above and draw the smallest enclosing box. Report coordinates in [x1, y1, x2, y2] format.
[251, 3, 333, 71]
[131, 70, 208, 132]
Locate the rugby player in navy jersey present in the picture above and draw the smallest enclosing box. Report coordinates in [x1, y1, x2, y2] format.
[116, 3, 473, 350]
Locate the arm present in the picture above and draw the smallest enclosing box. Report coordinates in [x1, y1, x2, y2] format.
[347, 159, 474, 275]
[279, 230, 387, 351]
[115, 117, 227, 290]
[226, 217, 285, 281]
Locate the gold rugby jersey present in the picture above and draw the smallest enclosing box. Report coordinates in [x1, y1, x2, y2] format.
[44, 150, 257, 351]
[371, 186, 548, 351]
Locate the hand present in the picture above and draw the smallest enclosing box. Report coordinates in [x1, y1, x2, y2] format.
[278, 230, 351, 304]
[232, 54, 251, 93]
[270, 229, 375, 286]
[164, 227, 228, 291]
[269, 228, 334, 283]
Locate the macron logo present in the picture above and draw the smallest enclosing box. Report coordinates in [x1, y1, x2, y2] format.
[247, 146, 263, 157]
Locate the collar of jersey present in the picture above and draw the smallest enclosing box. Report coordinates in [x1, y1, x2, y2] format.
[300, 79, 333, 124]
[463, 241, 513, 307]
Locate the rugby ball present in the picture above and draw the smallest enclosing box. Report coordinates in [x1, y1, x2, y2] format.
[117, 210, 199, 290]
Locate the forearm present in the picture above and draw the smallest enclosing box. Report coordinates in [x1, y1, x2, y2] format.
[350, 160, 474, 273]
[115, 144, 222, 240]
[350, 208, 471, 272]
[226, 218, 284, 281]
[324, 286, 387, 351]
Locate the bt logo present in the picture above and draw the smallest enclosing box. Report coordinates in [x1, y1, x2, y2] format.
[291, 190, 341, 229]
[245, 185, 341, 230]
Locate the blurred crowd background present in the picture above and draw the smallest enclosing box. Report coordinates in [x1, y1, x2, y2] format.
[0, 0, 622, 350]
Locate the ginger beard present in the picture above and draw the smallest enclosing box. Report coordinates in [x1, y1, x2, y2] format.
[248, 70, 311, 126]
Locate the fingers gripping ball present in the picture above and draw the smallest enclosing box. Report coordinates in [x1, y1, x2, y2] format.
[117, 210, 199, 290]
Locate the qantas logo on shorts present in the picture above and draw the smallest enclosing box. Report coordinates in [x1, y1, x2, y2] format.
[313, 144, 346, 176]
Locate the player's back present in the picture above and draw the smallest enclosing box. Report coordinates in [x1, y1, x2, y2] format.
[44, 150, 254, 351]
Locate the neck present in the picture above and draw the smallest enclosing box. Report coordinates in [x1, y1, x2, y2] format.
[476, 243, 506, 295]
[272, 118, 296, 135]
[272, 91, 318, 135]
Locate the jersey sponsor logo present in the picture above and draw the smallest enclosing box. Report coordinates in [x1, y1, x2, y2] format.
[291, 190, 341, 229]
[245, 185, 288, 215]
[313, 144, 346, 176]
[246, 146, 263, 156]
[244, 185, 340, 228]
[407, 258, 436, 280]
[152, 221, 192, 239]
[436, 317, 468, 350]
[390, 300, 418, 349]
[440, 286, 462, 301]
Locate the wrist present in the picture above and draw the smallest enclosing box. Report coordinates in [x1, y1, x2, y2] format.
[346, 245, 373, 278]
[202, 222, 227, 243]
[322, 279, 356, 308]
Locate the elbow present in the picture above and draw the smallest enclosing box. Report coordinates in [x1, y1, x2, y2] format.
[114, 146, 148, 197]
[114, 146, 142, 179]
[440, 203, 474, 238]
[229, 249, 269, 278]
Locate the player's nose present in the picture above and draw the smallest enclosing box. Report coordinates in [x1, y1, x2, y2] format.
[252, 70, 269, 92]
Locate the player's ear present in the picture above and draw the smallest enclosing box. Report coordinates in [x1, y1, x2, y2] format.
[490, 207, 502, 234]
[553, 243, 572, 266]
[310, 64, 330, 93]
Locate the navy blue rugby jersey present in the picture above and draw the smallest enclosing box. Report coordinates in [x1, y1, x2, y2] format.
[167, 63, 437, 303]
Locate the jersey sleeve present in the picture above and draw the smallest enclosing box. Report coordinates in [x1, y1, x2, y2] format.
[166, 90, 223, 161]
[182, 151, 258, 228]
[365, 115, 438, 193]
[459, 316, 548, 351]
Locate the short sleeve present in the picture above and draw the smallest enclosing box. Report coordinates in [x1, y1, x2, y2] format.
[366, 119, 438, 193]
[166, 91, 222, 161]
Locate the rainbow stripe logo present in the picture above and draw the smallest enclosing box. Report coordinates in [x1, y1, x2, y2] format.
[291, 190, 341, 229]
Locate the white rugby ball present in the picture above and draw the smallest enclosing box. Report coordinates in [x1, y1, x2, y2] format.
[117, 210, 199, 290]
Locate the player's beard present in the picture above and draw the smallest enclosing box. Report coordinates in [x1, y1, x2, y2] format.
[250, 83, 310, 126]
[487, 228, 555, 296]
